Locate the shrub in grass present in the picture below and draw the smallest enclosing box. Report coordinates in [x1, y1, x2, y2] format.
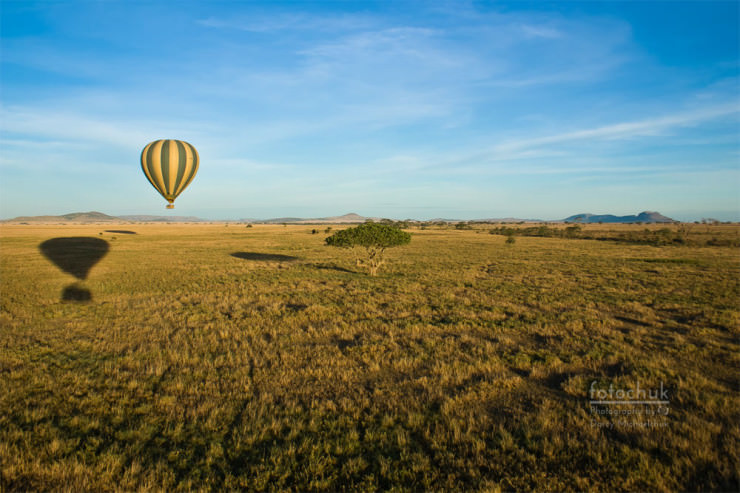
[564, 225, 582, 238]
[325, 223, 411, 276]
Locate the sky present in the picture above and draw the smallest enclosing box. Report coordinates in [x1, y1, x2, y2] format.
[1, 0, 738, 221]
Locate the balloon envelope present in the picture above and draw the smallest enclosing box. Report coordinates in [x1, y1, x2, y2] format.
[141, 139, 199, 208]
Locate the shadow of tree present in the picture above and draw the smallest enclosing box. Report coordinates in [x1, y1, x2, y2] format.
[104, 230, 137, 235]
[230, 252, 299, 262]
[313, 263, 356, 274]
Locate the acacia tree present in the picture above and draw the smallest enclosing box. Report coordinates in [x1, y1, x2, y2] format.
[325, 222, 411, 276]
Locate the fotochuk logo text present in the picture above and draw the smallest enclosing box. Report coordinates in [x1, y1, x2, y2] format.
[589, 381, 669, 404]
[588, 381, 671, 430]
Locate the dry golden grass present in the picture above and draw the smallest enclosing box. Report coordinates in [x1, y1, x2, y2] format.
[1, 222, 738, 491]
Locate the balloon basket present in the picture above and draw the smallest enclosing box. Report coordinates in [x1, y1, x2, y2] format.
[166, 204, 175, 209]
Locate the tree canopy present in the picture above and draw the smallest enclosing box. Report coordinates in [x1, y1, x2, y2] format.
[325, 222, 411, 249]
[325, 223, 411, 275]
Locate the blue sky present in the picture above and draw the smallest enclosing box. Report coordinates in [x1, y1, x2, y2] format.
[1, 1, 738, 221]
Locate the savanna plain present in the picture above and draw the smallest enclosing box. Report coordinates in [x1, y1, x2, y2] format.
[1, 222, 738, 492]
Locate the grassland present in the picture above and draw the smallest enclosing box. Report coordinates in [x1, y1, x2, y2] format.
[1, 222, 738, 491]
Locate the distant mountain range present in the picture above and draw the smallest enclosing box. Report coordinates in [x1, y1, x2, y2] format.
[117, 214, 205, 222]
[563, 211, 674, 223]
[3, 211, 122, 223]
[0, 211, 199, 223]
[0, 211, 376, 224]
[243, 213, 373, 224]
[2, 210, 676, 224]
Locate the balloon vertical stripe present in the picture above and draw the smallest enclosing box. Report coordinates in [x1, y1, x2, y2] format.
[141, 141, 156, 189]
[174, 140, 187, 194]
[167, 140, 179, 195]
[146, 140, 166, 197]
[140, 139, 199, 208]
[161, 141, 172, 195]
[185, 142, 199, 192]
[173, 142, 198, 198]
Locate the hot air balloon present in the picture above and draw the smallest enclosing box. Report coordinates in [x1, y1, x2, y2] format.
[141, 139, 199, 209]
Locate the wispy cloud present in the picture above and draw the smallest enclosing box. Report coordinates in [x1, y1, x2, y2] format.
[402, 101, 740, 178]
[519, 23, 563, 39]
[1, 106, 147, 148]
[197, 12, 377, 33]
[0, 105, 207, 150]
[209, 157, 294, 173]
[495, 103, 740, 152]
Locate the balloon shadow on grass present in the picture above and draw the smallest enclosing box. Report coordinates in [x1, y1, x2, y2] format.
[39, 237, 109, 302]
[231, 252, 299, 262]
[62, 283, 93, 302]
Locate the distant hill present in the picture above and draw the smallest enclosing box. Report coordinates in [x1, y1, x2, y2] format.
[252, 213, 373, 224]
[61, 211, 119, 221]
[437, 217, 544, 223]
[117, 215, 205, 223]
[3, 211, 120, 223]
[563, 211, 674, 223]
[1, 211, 205, 223]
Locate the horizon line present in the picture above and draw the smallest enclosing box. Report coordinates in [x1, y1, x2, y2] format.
[3, 210, 739, 223]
